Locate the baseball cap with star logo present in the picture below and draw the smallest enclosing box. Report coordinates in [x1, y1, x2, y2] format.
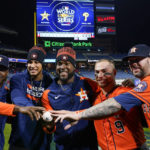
[56, 47, 76, 67]
[123, 44, 150, 61]
[0, 55, 9, 70]
[27, 45, 46, 63]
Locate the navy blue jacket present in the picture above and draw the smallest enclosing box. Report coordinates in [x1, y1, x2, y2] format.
[9, 70, 53, 150]
[42, 75, 100, 150]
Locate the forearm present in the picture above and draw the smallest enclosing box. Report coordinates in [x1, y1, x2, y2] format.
[80, 98, 122, 120]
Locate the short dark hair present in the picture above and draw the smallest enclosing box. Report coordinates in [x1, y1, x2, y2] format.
[95, 59, 116, 70]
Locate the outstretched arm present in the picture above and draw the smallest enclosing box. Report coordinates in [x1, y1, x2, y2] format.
[51, 98, 122, 129]
[13, 106, 45, 120]
[81, 98, 122, 119]
[0, 102, 45, 120]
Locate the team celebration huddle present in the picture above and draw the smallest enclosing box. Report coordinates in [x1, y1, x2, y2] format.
[0, 43, 150, 150]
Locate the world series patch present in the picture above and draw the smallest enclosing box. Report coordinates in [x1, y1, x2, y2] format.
[133, 81, 147, 92]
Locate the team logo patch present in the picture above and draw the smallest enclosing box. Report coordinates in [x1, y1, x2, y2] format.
[75, 88, 88, 103]
[130, 47, 137, 53]
[61, 55, 68, 61]
[31, 53, 38, 59]
[133, 81, 147, 92]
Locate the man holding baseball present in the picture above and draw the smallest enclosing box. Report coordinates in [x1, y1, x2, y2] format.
[42, 46, 100, 150]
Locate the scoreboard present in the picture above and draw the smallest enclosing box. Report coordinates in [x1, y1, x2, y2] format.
[36, 0, 95, 41]
[36, 0, 116, 52]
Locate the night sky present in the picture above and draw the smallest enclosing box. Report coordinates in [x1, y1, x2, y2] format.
[0, 0, 35, 50]
[0, 0, 150, 53]
[116, 0, 150, 52]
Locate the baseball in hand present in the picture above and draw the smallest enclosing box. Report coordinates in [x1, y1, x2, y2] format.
[42, 111, 53, 122]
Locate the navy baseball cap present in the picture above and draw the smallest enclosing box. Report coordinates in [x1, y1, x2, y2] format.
[123, 44, 150, 61]
[0, 55, 9, 69]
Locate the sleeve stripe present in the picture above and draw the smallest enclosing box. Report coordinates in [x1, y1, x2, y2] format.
[128, 91, 150, 105]
[41, 89, 53, 111]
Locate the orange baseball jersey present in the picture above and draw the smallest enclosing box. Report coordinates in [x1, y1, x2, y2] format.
[0, 102, 15, 116]
[128, 76, 150, 128]
[142, 103, 150, 127]
[93, 86, 146, 150]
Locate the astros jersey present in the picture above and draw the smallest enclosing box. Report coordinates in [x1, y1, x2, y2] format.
[42, 75, 100, 150]
[115, 76, 150, 128]
[142, 103, 150, 127]
[9, 70, 52, 150]
[0, 84, 12, 150]
[128, 76, 150, 127]
[93, 86, 145, 150]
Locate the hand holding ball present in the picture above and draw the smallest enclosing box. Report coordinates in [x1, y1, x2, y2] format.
[42, 111, 53, 122]
[42, 111, 55, 133]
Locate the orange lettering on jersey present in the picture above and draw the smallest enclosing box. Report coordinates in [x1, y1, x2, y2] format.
[27, 84, 32, 89]
[26, 94, 40, 102]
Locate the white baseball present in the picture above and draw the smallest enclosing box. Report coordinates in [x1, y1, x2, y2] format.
[42, 111, 53, 122]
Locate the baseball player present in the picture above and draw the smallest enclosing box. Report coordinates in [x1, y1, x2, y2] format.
[9, 46, 53, 150]
[93, 59, 146, 149]
[42, 47, 100, 150]
[0, 55, 45, 150]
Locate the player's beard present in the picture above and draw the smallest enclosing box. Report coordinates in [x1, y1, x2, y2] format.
[132, 68, 145, 78]
[57, 70, 75, 83]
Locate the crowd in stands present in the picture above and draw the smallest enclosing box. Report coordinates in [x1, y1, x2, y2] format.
[46, 52, 127, 61]
[8, 61, 134, 80]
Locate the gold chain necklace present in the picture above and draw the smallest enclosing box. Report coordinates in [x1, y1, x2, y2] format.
[58, 81, 68, 91]
[31, 78, 43, 90]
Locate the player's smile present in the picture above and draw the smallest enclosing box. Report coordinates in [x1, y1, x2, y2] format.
[130, 63, 140, 71]
[27, 60, 42, 77]
[128, 57, 150, 78]
[130, 63, 142, 73]
[56, 60, 75, 83]
[59, 71, 68, 76]
[29, 69, 38, 74]
[58, 70, 68, 79]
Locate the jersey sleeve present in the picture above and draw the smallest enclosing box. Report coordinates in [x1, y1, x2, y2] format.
[114, 92, 143, 111]
[127, 80, 150, 105]
[80, 77, 101, 94]
[0, 102, 15, 116]
[10, 75, 34, 106]
[41, 89, 56, 134]
[41, 89, 53, 111]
